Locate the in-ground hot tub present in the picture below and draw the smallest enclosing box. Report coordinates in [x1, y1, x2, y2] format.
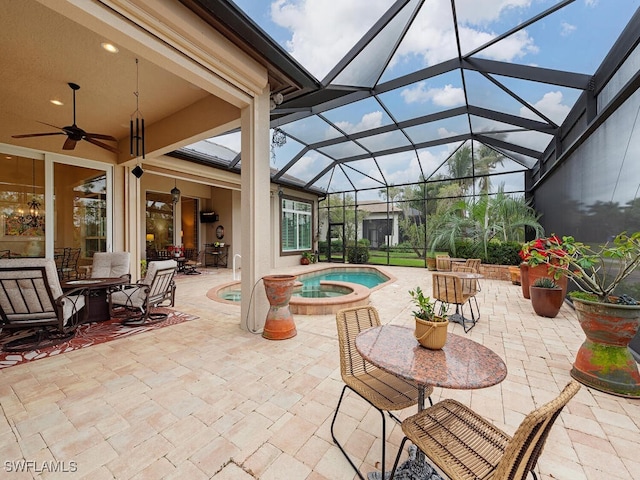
[208, 265, 395, 315]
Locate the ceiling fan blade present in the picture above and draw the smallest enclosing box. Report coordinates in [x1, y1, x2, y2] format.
[85, 132, 118, 141]
[12, 132, 65, 138]
[37, 121, 65, 131]
[63, 137, 77, 150]
[85, 137, 120, 153]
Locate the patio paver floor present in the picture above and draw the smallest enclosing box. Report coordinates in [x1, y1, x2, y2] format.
[0, 265, 638, 479]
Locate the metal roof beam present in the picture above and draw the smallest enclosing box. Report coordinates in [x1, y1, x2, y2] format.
[475, 134, 542, 159]
[463, 58, 592, 90]
[468, 105, 557, 133]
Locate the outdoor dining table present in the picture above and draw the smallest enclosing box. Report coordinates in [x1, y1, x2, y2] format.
[356, 324, 507, 479]
[61, 277, 128, 323]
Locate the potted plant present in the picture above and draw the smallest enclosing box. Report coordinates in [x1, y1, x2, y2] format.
[300, 251, 315, 265]
[529, 277, 564, 318]
[542, 231, 640, 397]
[409, 286, 448, 349]
[519, 235, 569, 299]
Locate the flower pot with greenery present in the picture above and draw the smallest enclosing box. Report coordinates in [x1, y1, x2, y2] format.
[519, 235, 569, 299]
[529, 277, 564, 318]
[409, 286, 448, 349]
[300, 251, 315, 265]
[543, 231, 640, 397]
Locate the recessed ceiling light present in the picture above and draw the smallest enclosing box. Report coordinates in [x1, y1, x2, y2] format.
[101, 42, 119, 53]
[50, 99, 64, 106]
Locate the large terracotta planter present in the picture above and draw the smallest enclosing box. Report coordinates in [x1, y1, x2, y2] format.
[571, 297, 640, 397]
[262, 275, 297, 340]
[529, 286, 563, 318]
[520, 263, 530, 298]
[521, 264, 567, 300]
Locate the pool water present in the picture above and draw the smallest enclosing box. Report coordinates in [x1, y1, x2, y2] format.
[293, 284, 352, 298]
[299, 270, 387, 289]
[217, 268, 389, 303]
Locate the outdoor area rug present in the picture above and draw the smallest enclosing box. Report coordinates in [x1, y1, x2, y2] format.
[0, 308, 198, 369]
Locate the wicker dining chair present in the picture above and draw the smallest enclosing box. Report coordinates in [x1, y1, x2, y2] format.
[435, 255, 452, 271]
[432, 272, 479, 332]
[331, 306, 432, 480]
[465, 258, 481, 272]
[390, 380, 581, 480]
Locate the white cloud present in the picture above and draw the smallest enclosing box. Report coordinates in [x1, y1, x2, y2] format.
[271, 0, 540, 78]
[520, 91, 571, 124]
[585, 0, 598, 6]
[454, 0, 532, 26]
[437, 127, 458, 138]
[561, 21, 577, 37]
[470, 29, 539, 61]
[270, 0, 390, 79]
[334, 111, 383, 134]
[401, 83, 465, 107]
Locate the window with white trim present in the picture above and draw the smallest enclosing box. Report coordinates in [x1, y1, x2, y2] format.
[281, 198, 312, 252]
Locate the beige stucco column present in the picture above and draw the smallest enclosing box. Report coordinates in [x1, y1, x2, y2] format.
[125, 165, 142, 281]
[240, 89, 271, 332]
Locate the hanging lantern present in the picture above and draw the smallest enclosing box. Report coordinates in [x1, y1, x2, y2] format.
[171, 180, 181, 204]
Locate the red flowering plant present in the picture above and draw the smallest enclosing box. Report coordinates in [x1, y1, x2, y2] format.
[542, 232, 640, 303]
[519, 235, 569, 268]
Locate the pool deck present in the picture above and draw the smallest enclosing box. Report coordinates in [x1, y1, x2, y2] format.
[1, 264, 639, 479]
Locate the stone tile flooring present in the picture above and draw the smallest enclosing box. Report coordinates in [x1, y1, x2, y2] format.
[0, 265, 638, 479]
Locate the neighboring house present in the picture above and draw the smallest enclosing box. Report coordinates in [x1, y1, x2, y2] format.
[357, 201, 421, 247]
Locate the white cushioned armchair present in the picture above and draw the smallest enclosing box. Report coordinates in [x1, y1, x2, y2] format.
[108, 259, 177, 325]
[0, 258, 87, 351]
[90, 252, 131, 280]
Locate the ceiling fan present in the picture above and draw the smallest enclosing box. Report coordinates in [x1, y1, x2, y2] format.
[12, 82, 119, 153]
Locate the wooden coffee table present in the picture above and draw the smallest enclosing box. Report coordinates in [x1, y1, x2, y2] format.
[61, 277, 128, 322]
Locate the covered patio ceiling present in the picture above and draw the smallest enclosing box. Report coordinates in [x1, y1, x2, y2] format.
[181, 0, 640, 198]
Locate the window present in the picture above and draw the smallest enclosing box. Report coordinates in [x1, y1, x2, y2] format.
[282, 198, 312, 252]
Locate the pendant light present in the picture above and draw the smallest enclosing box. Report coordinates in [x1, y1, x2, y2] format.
[171, 179, 181, 204]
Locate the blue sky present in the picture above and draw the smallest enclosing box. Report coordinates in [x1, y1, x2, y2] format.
[210, 1, 638, 195]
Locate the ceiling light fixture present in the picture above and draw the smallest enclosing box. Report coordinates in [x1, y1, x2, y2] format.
[130, 58, 145, 159]
[101, 42, 119, 53]
[50, 99, 63, 106]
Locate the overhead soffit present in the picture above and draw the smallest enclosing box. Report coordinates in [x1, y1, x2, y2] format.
[185, 0, 639, 198]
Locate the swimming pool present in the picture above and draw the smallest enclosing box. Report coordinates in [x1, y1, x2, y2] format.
[297, 269, 388, 289]
[209, 266, 395, 315]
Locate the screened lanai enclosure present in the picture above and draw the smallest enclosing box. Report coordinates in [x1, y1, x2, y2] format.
[177, 1, 640, 268]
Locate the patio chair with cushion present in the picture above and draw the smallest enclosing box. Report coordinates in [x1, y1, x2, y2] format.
[331, 305, 431, 480]
[390, 380, 581, 480]
[108, 259, 177, 325]
[90, 252, 131, 281]
[0, 258, 86, 351]
[432, 272, 479, 332]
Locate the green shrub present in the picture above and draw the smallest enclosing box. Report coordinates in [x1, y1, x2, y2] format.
[347, 244, 369, 263]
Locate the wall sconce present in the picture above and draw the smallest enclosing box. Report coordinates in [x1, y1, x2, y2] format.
[146, 233, 155, 242]
[171, 180, 181, 204]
